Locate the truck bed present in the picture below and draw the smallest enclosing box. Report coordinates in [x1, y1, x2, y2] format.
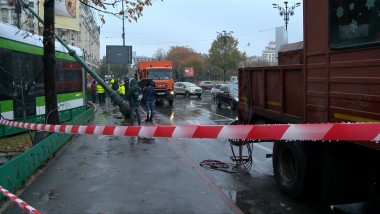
[237, 65, 304, 124]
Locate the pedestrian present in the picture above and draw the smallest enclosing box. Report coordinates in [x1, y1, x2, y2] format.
[112, 79, 119, 92]
[125, 79, 142, 126]
[96, 82, 105, 105]
[118, 82, 125, 100]
[143, 80, 156, 122]
[91, 80, 97, 103]
[124, 77, 129, 91]
[111, 79, 119, 105]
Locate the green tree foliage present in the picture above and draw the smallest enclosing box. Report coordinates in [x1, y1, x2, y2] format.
[166, 46, 205, 82]
[208, 35, 246, 81]
[181, 55, 205, 82]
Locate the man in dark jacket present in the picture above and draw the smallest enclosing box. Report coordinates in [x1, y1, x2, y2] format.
[143, 80, 156, 122]
[111, 79, 119, 105]
[125, 79, 141, 126]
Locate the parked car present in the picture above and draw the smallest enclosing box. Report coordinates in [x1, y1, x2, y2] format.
[210, 84, 226, 99]
[215, 84, 238, 109]
[198, 81, 216, 90]
[174, 82, 202, 98]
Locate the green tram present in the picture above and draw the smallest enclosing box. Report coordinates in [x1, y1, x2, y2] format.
[0, 22, 86, 120]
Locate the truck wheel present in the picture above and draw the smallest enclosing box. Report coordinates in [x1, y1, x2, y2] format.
[273, 141, 307, 199]
[169, 99, 173, 106]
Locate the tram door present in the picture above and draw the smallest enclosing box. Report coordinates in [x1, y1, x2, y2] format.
[12, 52, 36, 119]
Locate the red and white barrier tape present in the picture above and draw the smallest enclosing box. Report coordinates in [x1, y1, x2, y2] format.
[1, 119, 380, 141]
[0, 186, 41, 214]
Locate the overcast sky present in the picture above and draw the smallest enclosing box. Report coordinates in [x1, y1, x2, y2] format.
[99, 0, 303, 58]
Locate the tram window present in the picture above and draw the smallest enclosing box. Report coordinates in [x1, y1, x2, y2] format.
[12, 53, 23, 85]
[329, 0, 380, 49]
[25, 58, 34, 82]
[0, 48, 12, 99]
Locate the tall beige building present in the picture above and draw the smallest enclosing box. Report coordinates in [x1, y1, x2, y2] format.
[38, 0, 100, 71]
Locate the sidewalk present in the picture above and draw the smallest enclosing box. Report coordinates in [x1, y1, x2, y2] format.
[1, 103, 234, 213]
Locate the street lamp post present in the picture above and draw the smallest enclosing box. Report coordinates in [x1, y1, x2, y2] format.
[217, 30, 233, 83]
[272, 1, 301, 31]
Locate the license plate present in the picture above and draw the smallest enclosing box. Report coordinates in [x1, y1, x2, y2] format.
[158, 92, 165, 95]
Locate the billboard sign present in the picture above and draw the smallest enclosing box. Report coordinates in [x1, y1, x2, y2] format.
[106, 45, 133, 64]
[55, 0, 76, 17]
[38, 0, 80, 31]
[184, 67, 194, 77]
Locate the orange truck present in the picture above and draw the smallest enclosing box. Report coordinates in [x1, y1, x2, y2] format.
[135, 61, 175, 105]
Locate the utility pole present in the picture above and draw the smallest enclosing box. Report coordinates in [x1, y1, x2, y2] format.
[122, 0, 126, 79]
[272, 1, 301, 31]
[217, 30, 233, 83]
[43, 0, 59, 124]
[15, 1, 21, 28]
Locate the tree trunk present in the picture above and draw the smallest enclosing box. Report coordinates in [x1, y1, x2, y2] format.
[43, 0, 59, 125]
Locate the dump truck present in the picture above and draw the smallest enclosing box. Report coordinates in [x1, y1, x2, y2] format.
[237, 0, 380, 205]
[135, 61, 175, 105]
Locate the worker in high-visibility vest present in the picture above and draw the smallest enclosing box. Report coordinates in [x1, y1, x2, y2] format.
[96, 83, 105, 105]
[118, 82, 126, 100]
[109, 79, 114, 90]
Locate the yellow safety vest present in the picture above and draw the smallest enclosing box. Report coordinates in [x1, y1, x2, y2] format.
[96, 84, 104, 93]
[121, 85, 125, 95]
[117, 84, 123, 94]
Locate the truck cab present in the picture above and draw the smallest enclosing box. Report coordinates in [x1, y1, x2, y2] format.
[136, 61, 175, 105]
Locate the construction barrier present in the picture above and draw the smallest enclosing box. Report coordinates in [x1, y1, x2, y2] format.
[1, 119, 380, 142]
[0, 186, 40, 214]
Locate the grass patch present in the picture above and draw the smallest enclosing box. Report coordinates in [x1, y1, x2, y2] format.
[0, 132, 34, 153]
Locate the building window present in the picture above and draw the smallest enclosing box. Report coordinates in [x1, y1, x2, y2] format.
[71, 33, 74, 40]
[1, 9, 8, 23]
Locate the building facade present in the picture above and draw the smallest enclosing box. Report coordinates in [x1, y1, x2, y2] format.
[260, 43, 277, 65]
[0, 0, 100, 70]
[0, 0, 38, 33]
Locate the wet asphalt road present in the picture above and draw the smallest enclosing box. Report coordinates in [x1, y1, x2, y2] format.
[2, 90, 330, 214]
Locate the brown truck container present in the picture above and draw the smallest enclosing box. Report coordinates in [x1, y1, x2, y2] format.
[237, 0, 380, 205]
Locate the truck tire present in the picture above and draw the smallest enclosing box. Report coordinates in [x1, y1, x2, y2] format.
[273, 141, 307, 199]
